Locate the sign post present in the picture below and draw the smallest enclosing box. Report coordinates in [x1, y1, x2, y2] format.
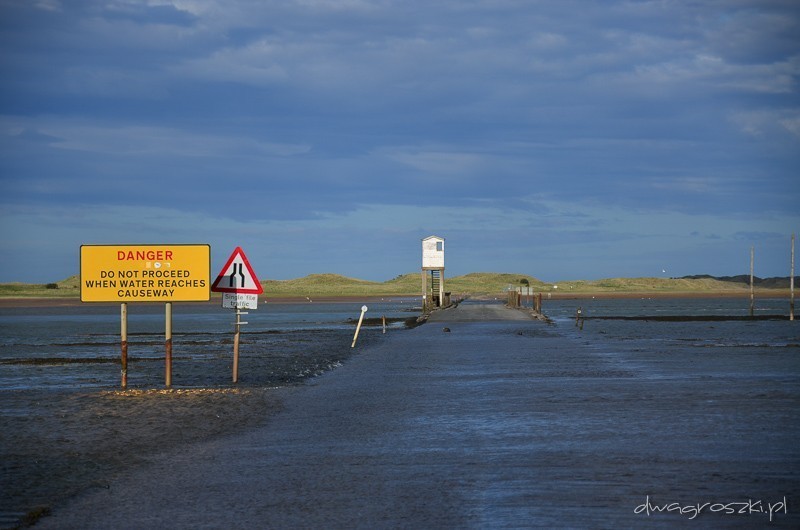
[165, 302, 173, 388]
[81, 244, 211, 388]
[211, 247, 263, 383]
[121, 303, 128, 389]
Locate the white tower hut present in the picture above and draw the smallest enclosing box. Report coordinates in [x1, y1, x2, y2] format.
[421, 235, 446, 309]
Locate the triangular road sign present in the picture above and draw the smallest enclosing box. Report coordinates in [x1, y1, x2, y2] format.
[211, 247, 264, 294]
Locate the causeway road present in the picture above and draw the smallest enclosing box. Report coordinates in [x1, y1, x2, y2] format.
[40, 301, 799, 528]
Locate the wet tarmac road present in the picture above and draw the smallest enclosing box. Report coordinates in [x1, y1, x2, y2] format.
[40, 302, 799, 528]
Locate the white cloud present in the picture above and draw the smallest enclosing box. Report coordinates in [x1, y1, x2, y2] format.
[648, 176, 719, 194]
[383, 148, 488, 176]
[729, 109, 800, 139]
[1, 117, 310, 157]
[630, 53, 793, 94]
[292, 0, 381, 10]
[33, 0, 61, 11]
[174, 39, 290, 86]
[780, 114, 800, 138]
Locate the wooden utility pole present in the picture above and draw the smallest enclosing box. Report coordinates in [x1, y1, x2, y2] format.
[791, 234, 795, 321]
[749, 246, 755, 317]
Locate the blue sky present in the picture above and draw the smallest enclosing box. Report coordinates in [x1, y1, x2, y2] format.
[1, 0, 798, 283]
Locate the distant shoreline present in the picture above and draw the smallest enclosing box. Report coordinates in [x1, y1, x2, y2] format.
[0, 295, 418, 308]
[0, 290, 793, 308]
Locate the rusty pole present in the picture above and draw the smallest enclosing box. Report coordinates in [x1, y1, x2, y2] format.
[120, 303, 128, 389]
[165, 302, 172, 388]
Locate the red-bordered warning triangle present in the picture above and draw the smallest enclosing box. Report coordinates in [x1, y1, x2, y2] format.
[211, 247, 264, 294]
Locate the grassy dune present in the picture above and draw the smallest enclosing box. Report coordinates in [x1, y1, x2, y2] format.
[0, 272, 787, 299]
[264, 273, 399, 297]
[0, 276, 82, 298]
[537, 276, 750, 295]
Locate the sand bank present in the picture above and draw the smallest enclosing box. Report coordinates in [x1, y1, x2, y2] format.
[1, 387, 285, 528]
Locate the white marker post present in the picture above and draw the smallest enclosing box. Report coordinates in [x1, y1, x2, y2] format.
[351, 305, 368, 348]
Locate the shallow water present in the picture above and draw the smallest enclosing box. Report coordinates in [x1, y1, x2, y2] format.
[542, 295, 792, 319]
[1, 297, 797, 392]
[0, 298, 419, 391]
[2, 298, 799, 528]
[25, 300, 799, 529]
[542, 298, 799, 380]
[545, 297, 796, 344]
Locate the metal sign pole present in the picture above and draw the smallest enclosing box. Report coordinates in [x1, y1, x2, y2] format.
[232, 307, 248, 383]
[233, 308, 240, 383]
[120, 303, 128, 389]
[165, 302, 173, 388]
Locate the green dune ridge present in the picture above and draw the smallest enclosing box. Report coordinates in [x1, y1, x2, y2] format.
[1, 272, 794, 299]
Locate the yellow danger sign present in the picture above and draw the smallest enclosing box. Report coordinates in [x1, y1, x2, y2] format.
[80, 244, 211, 302]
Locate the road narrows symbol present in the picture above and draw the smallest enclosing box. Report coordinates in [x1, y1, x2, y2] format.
[229, 263, 246, 288]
